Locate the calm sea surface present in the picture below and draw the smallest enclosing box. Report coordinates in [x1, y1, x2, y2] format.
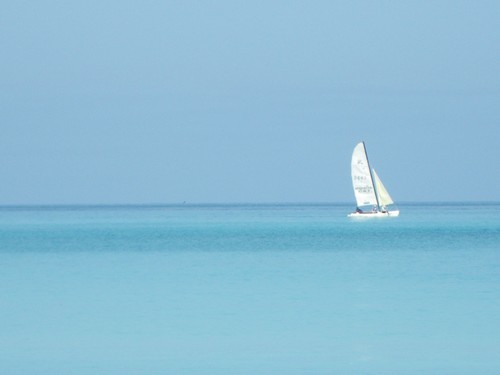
[1, 203, 499, 374]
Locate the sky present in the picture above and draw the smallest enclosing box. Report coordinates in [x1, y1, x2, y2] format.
[1, 0, 499, 204]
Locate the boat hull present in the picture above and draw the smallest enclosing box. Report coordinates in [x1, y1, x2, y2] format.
[348, 210, 400, 218]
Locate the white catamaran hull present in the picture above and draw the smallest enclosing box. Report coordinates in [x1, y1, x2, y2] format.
[348, 210, 400, 218]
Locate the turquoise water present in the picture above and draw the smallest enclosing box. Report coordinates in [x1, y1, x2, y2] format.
[1, 203, 499, 374]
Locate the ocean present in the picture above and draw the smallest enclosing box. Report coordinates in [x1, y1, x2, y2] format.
[1, 203, 499, 374]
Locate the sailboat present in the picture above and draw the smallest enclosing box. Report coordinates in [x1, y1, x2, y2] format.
[348, 142, 399, 217]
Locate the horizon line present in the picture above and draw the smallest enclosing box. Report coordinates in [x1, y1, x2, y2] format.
[1, 200, 499, 208]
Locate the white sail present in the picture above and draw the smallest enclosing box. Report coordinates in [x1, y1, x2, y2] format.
[351, 142, 377, 207]
[372, 169, 394, 206]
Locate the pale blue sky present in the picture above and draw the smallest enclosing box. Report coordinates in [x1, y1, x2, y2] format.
[1, 1, 499, 204]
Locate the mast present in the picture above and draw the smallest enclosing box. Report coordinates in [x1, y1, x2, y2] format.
[362, 141, 380, 211]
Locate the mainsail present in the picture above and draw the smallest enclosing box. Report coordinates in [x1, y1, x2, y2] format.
[351, 142, 377, 207]
[372, 169, 394, 206]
